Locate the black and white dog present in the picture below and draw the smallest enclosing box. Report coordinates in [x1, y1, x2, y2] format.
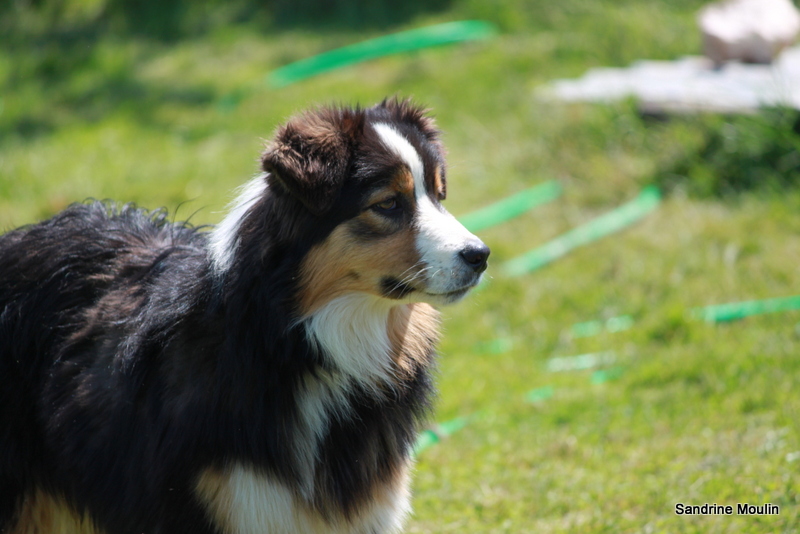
[0, 99, 489, 534]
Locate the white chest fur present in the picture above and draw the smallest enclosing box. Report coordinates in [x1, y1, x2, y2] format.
[196, 463, 411, 534]
[302, 293, 397, 393]
[196, 294, 415, 533]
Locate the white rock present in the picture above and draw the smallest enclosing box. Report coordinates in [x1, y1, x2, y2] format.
[699, 0, 800, 64]
[540, 46, 800, 113]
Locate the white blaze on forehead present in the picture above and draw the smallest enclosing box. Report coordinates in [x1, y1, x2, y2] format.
[373, 122, 482, 296]
[373, 123, 425, 197]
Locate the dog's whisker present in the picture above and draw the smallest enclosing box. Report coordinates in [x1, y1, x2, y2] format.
[391, 263, 432, 291]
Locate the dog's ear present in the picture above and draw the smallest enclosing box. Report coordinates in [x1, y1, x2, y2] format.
[262, 108, 363, 216]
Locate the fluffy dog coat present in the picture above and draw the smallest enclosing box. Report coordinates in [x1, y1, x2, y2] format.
[0, 99, 489, 534]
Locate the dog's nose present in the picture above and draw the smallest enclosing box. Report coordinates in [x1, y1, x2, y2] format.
[459, 240, 490, 274]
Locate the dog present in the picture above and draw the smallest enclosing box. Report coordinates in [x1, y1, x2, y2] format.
[0, 98, 489, 534]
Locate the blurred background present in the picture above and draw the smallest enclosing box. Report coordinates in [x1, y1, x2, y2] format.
[2, 0, 800, 531]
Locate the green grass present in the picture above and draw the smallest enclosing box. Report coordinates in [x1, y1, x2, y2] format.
[3, 1, 800, 532]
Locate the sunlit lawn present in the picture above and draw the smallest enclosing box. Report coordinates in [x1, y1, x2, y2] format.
[2, 1, 799, 531]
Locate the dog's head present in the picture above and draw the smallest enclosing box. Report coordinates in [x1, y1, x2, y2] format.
[259, 99, 489, 314]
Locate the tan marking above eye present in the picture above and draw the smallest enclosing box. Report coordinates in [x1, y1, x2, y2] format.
[396, 169, 415, 195]
[433, 167, 445, 200]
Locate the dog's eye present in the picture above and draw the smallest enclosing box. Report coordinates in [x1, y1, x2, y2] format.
[373, 198, 400, 214]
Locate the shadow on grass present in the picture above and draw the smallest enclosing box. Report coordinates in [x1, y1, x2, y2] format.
[653, 109, 800, 198]
[3, 0, 453, 40]
[0, 54, 217, 142]
[0, 0, 452, 141]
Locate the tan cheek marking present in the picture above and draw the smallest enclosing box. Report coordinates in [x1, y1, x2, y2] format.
[10, 490, 104, 534]
[387, 303, 440, 377]
[297, 220, 421, 316]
